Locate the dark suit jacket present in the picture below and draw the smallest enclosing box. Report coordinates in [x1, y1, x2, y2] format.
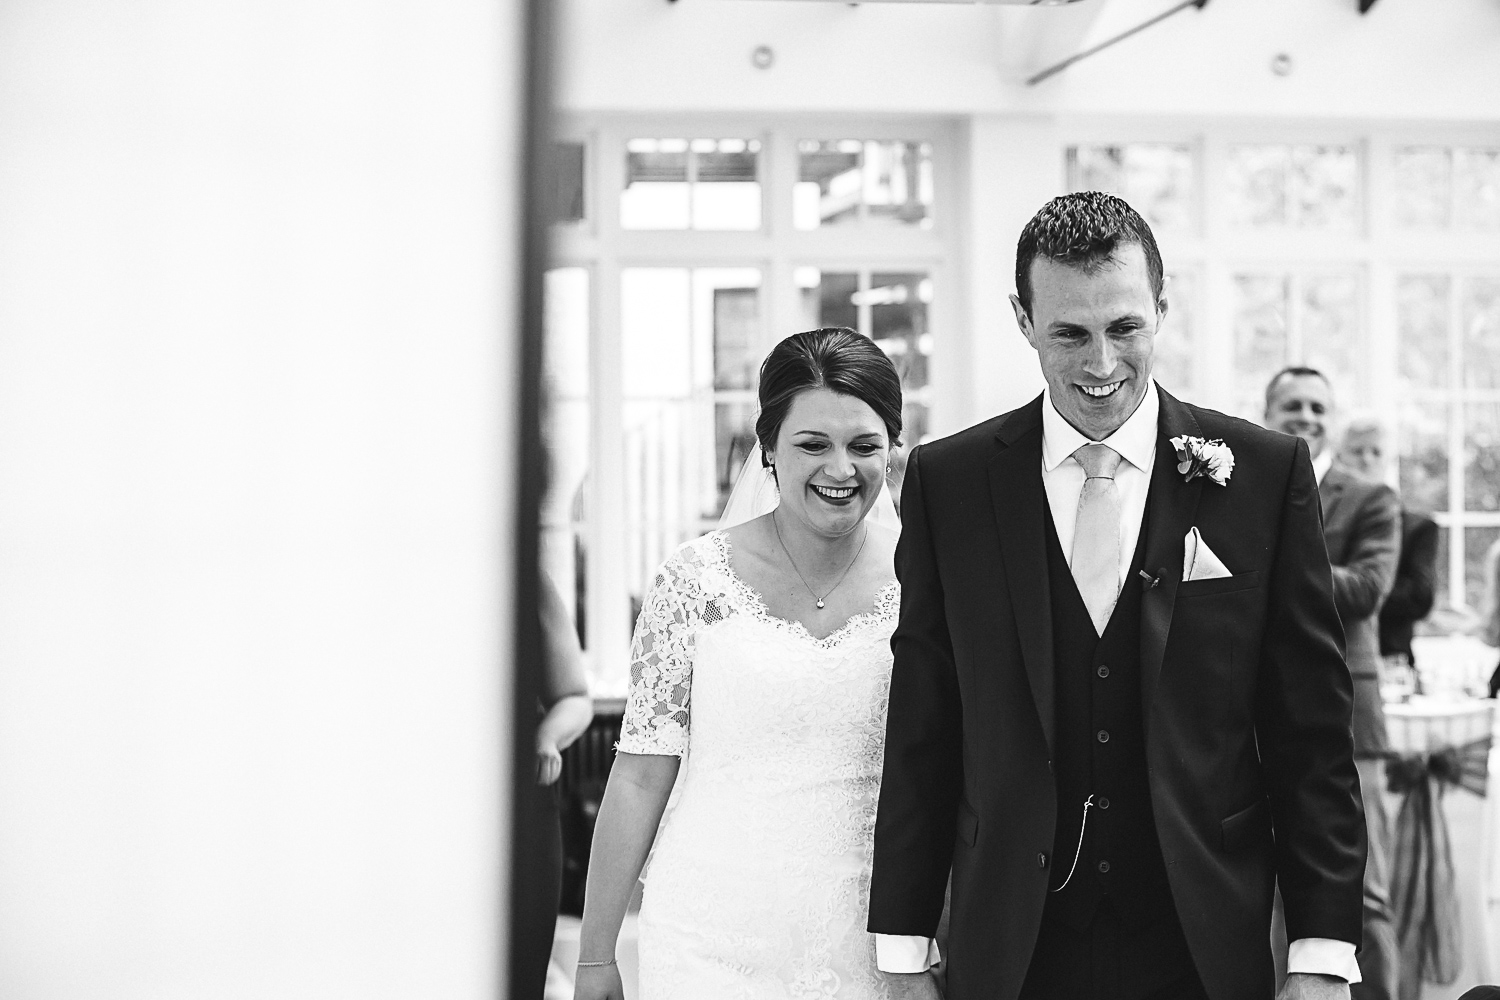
[869, 389, 1366, 1000]
[1378, 510, 1438, 660]
[1318, 466, 1401, 758]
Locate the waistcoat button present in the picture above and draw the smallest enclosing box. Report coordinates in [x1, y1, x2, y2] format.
[1097, 665, 1110, 679]
[1097, 729, 1110, 743]
[1097, 860, 1111, 874]
[1097, 796, 1111, 810]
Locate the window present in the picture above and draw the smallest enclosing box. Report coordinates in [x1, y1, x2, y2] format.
[1066, 128, 1500, 630]
[541, 267, 590, 640]
[1397, 273, 1500, 612]
[1230, 270, 1362, 416]
[795, 268, 934, 442]
[1393, 146, 1500, 232]
[620, 138, 762, 230]
[551, 120, 956, 690]
[795, 140, 934, 230]
[1067, 144, 1196, 233]
[1224, 144, 1359, 231]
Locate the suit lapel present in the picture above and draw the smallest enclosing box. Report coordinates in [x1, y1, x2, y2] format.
[987, 397, 1056, 757]
[1320, 466, 1348, 523]
[1139, 388, 1205, 723]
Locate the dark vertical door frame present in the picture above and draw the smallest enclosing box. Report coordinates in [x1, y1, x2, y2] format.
[508, 0, 555, 991]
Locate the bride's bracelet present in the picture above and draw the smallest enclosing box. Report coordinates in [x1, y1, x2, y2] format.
[577, 958, 617, 968]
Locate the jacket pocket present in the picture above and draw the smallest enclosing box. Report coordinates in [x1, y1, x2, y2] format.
[957, 798, 979, 847]
[1220, 797, 1272, 853]
[1179, 570, 1261, 598]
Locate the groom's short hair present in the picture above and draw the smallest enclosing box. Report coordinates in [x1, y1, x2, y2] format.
[1014, 192, 1164, 318]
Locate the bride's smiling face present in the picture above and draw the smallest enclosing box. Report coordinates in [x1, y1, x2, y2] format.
[769, 387, 890, 538]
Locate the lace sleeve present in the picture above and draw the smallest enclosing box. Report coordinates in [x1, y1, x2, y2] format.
[617, 549, 703, 756]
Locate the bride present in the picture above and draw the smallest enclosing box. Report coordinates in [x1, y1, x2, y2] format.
[574, 327, 905, 999]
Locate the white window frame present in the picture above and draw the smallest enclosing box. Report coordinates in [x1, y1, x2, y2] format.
[549, 114, 964, 689]
[1060, 118, 1500, 620]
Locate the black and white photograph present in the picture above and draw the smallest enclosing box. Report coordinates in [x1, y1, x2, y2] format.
[1, 1, 1498, 999]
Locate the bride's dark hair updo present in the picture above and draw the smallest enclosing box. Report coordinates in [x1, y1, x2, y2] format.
[755, 328, 903, 468]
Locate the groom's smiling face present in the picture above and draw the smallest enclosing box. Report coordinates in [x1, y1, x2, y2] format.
[1010, 242, 1167, 442]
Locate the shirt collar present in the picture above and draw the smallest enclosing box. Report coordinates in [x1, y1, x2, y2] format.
[1042, 380, 1160, 474]
[1312, 447, 1334, 484]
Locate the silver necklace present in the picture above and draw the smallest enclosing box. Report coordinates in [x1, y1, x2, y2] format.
[771, 515, 869, 610]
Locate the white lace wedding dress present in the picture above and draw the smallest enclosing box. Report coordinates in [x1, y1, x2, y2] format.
[617, 531, 899, 999]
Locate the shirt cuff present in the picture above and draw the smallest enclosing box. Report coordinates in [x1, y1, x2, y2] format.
[874, 935, 942, 973]
[1287, 937, 1361, 984]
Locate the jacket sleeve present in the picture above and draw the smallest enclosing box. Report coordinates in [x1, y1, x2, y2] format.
[1328, 484, 1401, 621]
[1380, 516, 1437, 624]
[868, 445, 963, 936]
[1257, 439, 1366, 945]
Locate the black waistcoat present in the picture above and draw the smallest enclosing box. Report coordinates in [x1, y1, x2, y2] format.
[1042, 509, 1180, 933]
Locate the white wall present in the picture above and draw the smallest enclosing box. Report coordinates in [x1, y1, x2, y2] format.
[557, 0, 1500, 121]
[0, 2, 522, 997]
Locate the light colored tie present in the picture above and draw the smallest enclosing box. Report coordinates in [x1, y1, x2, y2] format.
[1071, 444, 1123, 636]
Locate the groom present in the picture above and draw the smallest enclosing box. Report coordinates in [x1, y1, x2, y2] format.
[869, 193, 1366, 1000]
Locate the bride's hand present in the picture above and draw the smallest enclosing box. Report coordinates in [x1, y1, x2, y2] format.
[572, 962, 625, 1000]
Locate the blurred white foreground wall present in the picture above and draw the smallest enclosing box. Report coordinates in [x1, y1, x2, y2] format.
[0, 1, 525, 996]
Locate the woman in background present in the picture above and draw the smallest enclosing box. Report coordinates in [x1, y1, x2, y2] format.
[1483, 538, 1500, 698]
[516, 574, 594, 998]
[575, 328, 903, 999]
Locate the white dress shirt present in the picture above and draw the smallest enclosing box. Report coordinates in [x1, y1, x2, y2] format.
[1312, 446, 1334, 485]
[876, 386, 1358, 984]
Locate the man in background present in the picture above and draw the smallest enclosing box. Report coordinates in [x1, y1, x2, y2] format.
[1336, 417, 1438, 688]
[1264, 371, 1402, 1000]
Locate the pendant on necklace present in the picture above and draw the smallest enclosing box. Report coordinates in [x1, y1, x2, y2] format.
[816, 599, 826, 609]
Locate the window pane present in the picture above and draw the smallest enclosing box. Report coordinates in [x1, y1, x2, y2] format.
[1454, 148, 1500, 232]
[795, 140, 933, 230]
[1465, 402, 1500, 512]
[713, 284, 761, 391]
[621, 138, 690, 230]
[621, 138, 761, 230]
[542, 268, 590, 647]
[1397, 274, 1450, 390]
[869, 272, 932, 392]
[1301, 273, 1361, 400]
[1461, 275, 1500, 390]
[1232, 274, 1289, 415]
[1067, 144, 1195, 231]
[1288, 146, 1358, 229]
[864, 141, 934, 227]
[619, 267, 763, 601]
[795, 141, 861, 229]
[1227, 144, 1357, 230]
[1154, 269, 1197, 395]
[1399, 402, 1448, 513]
[1227, 146, 1289, 227]
[795, 268, 859, 331]
[546, 142, 587, 224]
[1393, 147, 1450, 229]
[691, 138, 761, 231]
[621, 268, 693, 398]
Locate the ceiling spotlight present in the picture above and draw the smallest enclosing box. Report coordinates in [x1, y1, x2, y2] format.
[751, 45, 774, 70]
[1270, 52, 1293, 76]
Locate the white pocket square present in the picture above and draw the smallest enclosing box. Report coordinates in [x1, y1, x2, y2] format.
[1183, 527, 1232, 582]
